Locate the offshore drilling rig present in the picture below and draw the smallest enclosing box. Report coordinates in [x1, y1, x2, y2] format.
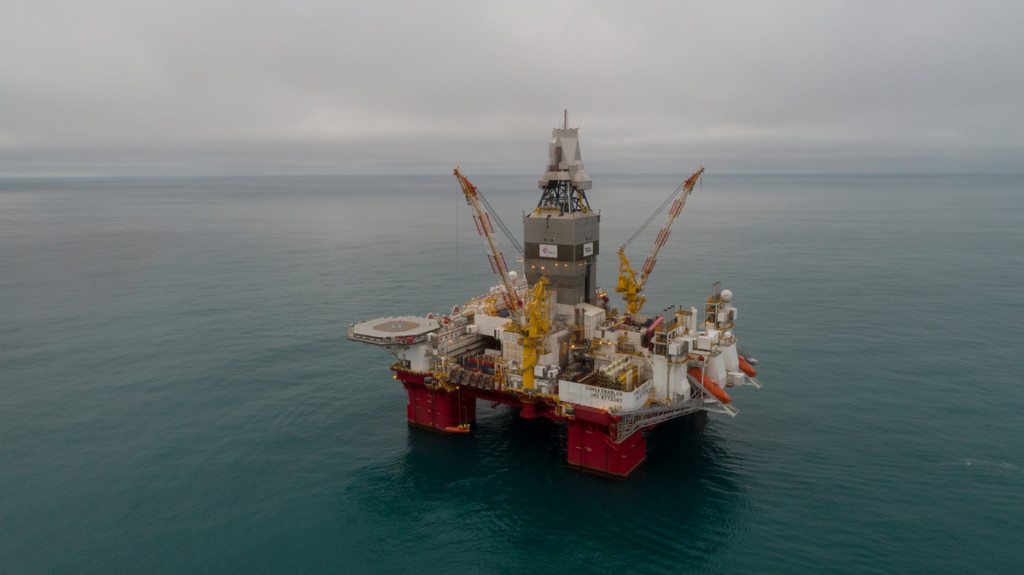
[348, 114, 762, 477]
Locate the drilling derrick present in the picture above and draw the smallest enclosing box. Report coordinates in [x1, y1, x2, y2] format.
[524, 114, 600, 306]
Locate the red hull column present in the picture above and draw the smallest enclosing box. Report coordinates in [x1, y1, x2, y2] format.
[566, 416, 647, 478]
[397, 372, 476, 433]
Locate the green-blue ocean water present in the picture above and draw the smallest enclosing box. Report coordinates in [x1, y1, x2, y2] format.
[2, 173, 1022, 573]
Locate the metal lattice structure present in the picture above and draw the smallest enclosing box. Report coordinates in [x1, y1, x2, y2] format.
[537, 180, 591, 215]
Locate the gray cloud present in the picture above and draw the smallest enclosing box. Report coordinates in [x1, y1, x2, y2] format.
[2, 0, 1021, 175]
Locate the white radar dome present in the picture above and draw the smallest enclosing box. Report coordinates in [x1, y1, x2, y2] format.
[720, 289, 732, 302]
[508, 271, 518, 281]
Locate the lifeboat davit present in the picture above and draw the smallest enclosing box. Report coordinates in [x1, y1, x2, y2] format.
[738, 356, 758, 377]
[688, 366, 732, 405]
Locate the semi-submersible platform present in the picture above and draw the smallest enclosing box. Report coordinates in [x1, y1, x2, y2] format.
[349, 116, 763, 478]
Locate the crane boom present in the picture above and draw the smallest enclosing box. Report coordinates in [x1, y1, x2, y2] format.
[454, 167, 551, 391]
[616, 166, 704, 316]
[455, 167, 525, 328]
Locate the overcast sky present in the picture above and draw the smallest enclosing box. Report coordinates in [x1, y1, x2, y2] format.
[2, 0, 1022, 176]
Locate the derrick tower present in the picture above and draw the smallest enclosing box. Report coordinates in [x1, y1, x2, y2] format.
[524, 113, 599, 305]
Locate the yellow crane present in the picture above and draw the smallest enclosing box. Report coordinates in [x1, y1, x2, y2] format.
[518, 277, 550, 392]
[454, 168, 550, 391]
[616, 166, 705, 316]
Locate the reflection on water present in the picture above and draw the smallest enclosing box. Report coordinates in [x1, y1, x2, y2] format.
[344, 404, 748, 573]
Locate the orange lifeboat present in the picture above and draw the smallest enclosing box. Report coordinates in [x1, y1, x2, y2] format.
[444, 423, 471, 434]
[738, 356, 758, 377]
[688, 366, 732, 404]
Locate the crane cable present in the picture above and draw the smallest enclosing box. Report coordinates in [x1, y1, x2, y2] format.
[476, 186, 523, 254]
[621, 179, 688, 250]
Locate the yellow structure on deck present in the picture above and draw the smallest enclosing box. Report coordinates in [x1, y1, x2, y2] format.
[519, 277, 550, 392]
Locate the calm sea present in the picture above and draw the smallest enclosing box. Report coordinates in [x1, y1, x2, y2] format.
[2, 173, 1022, 573]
